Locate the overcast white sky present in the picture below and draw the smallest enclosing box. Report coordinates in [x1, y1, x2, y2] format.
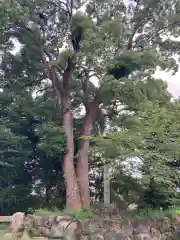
[155, 68, 180, 99]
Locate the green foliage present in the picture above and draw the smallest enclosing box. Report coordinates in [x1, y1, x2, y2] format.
[68, 208, 95, 220]
[35, 207, 95, 220]
[71, 13, 95, 34]
[0, 86, 67, 214]
[35, 207, 63, 217]
[130, 207, 179, 220]
[93, 100, 180, 209]
[107, 49, 163, 76]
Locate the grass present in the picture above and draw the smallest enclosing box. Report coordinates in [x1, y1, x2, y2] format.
[0, 222, 10, 238]
[35, 207, 95, 220]
[0, 223, 9, 230]
[35, 206, 180, 221]
[126, 206, 180, 221]
[35, 207, 63, 217]
[67, 207, 95, 220]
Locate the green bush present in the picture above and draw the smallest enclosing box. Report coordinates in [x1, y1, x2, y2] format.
[68, 208, 95, 220]
[129, 206, 180, 220]
[35, 207, 62, 216]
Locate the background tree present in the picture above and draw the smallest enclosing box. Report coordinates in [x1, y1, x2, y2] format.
[0, 84, 67, 214]
[94, 99, 180, 210]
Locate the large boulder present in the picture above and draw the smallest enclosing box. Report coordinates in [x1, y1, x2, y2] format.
[11, 212, 25, 234]
[23, 214, 78, 239]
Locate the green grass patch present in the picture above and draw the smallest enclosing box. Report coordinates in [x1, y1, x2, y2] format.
[68, 208, 95, 220]
[35, 207, 63, 217]
[0, 222, 10, 237]
[0, 223, 9, 231]
[35, 207, 95, 220]
[127, 206, 180, 221]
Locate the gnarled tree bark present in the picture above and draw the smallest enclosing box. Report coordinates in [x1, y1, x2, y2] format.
[49, 61, 102, 210]
[62, 92, 82, 210]
[77, 96, 101, 207]
[49, 63, 82, 211]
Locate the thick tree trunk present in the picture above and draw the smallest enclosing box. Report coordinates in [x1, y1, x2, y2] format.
[76, 115, 93, 208]
[62, 92, 82, 211]
[49, 65, 82, 211]
[49, 64, 101, 210]
[77, 98, 100, 208]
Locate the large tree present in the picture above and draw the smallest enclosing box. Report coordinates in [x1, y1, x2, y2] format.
[94, 100, 180, 210]
[0, 0, 180, 210]
[0, 84, 67, 214]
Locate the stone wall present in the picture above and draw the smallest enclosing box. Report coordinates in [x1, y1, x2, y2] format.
[6, 212, 180, 239]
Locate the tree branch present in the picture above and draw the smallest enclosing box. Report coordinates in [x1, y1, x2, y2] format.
[80, 70, 89, 108]
[127, 0, 141, 50]
[36, 86, 52, 94]
[127, 24, 140, 50]
[49, 67, 63, 98]
[62, 57, 73, 92]
[41, 47, 64, 96]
